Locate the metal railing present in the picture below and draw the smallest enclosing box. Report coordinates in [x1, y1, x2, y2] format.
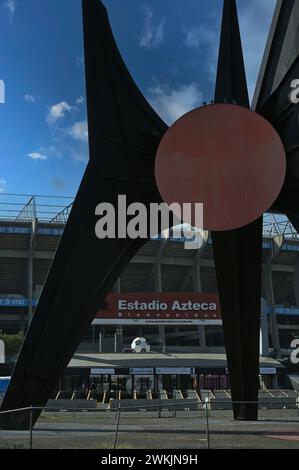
[0, 193, 74, 223]
[50, 203, 74, 224]
[15, 196, 36, 222]
[0, 193, 298, 241]
[1, 399, 299, 450]
[263, 212, 299, 240]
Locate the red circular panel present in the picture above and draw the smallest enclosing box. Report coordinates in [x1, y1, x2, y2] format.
[155, 104, 286, 231]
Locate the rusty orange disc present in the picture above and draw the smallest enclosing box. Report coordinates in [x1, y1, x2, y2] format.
[155, 103, 286, 231]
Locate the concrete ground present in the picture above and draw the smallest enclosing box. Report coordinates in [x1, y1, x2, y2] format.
[0, 409, 299, 449]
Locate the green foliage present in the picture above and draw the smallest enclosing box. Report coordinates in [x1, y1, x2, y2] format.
[0, 330, 24, 356]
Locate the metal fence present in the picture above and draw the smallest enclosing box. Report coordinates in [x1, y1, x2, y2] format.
[1, 400, 299, 449]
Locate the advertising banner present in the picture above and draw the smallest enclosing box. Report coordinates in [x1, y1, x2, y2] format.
[94, 292, 221, 325]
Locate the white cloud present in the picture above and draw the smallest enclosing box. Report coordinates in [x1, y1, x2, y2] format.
[184, 26, 216, 49]
[4, 0, 16, 22]
[238, 0, 276, 102]
[183, 23, 219, 83]
[0, 178, 6, 193]
[39, 145, 62, 158]
[47, 101, 75, 125]
[42, 115, 89, 166]
[185, 28, 201, 49]
[139, 6, 165, 49]
[68, 121, 88, 142]
[72, 151, 89, 164]
[28, 152, 48, 161]
[148, 82, 203, 125]
[182, 1, 276, 101]
[76, 96, 84, 105]
[24, 94, 36, 103]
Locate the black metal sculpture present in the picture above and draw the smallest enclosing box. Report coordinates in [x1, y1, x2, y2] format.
[1, 0, 299, 427]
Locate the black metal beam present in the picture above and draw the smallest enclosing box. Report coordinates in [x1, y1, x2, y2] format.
[254, 1, 299, 274]
[257, 56, 299, 215]
[212, 0, 262, 420]
[253, 0, 297, 110]
[0, 0, 167, 429]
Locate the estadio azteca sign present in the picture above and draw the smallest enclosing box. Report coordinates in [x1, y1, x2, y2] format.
[94, 293, 221, 325]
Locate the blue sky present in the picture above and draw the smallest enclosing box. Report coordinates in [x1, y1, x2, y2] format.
[0, 0, 276, 198]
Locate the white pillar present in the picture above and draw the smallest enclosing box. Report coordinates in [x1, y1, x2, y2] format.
[260, 297, 269, 356]
[0, 339, 4, 363]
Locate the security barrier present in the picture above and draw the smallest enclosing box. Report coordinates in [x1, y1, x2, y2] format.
[1, 399, 299, 449]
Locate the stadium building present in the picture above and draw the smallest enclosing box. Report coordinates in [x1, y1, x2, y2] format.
[0, 194, 299, 394]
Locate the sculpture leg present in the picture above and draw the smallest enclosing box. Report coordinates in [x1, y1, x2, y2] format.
[211, 217, 262, 420]
[0, 161, 163, 429]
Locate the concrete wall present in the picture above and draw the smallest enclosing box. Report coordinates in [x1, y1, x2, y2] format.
[46, 399, 97, 410]
[109, 398, 202, 411]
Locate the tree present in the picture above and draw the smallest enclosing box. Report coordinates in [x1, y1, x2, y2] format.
[0, 331, 24, 357]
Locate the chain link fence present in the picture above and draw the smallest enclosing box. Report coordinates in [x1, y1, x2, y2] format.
[1, 400, 299, 449]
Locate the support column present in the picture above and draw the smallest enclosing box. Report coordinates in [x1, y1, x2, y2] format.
[293, 256, 299, 308]
[154, 238, 167, 350]
[192, 231, 209, 349]
[113, 278, 123, 351]
[28, 217, 38, 326]
[260, 297, 269, 357]
[263, 235, 283, 358]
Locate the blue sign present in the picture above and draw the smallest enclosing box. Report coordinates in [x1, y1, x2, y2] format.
[0, 227, 30, 234]
[0, 298, 38, 307]
[38, 228, 64, 236]
[153, 233, 196, 243]
[0, 226, 64, 236]
[0, 377, 10, 393]
[266, 306, 299, 316]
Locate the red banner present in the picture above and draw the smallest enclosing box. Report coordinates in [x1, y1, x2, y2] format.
[95, 293, 221, 325]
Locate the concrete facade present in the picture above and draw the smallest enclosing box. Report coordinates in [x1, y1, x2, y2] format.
[0, 197, 299, 358]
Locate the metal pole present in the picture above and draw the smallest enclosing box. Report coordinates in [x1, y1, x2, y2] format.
[158, 390, 161, 418]
[99, 331, 102, 353]
[205, 398, 210, 449]
[113, 404, 121, 450]
[29, 406, 33, 449]
[114, 331, 117, 353]
[264, 235, 283, 358]
[174, 392, 177, 418]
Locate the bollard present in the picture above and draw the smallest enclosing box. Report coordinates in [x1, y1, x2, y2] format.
[205, 398, 210, 449]
[158, 393, 161, 418]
